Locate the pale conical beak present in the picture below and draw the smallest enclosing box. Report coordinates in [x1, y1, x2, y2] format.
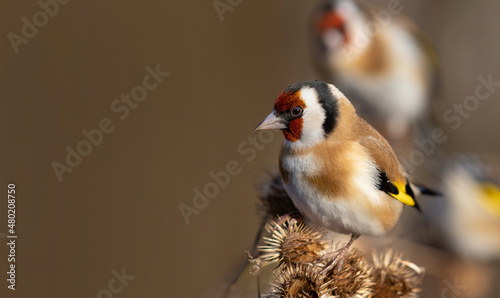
[254, 111, 287, 132]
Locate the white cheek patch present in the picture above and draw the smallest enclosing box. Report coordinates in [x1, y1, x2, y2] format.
[290, 87, 327, 149]
[323, 30, 344, 52]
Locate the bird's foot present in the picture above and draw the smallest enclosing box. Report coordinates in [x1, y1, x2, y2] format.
[320, 245, 350, 274]
[320, 234, 359, 274]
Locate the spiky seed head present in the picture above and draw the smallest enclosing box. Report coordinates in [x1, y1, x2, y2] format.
[321, 248, 374, 298]
[371, 248, 425, 298]
[257, 215, 326, 267]
[267, 264, 330, 298]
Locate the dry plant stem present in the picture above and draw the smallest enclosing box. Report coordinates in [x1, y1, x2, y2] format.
[219, 214, 270, 298]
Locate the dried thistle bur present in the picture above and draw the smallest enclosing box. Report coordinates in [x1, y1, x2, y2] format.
[371, 249, 424, 298]
[266, 247, 374, 298]
[262, 244, 424, 298]
[252, 217, 374, 298]
[251, 172, 425, 297]
[258, 216, 326, 266]
[321, 248, 374, 298]
[267, 264, 328, 298]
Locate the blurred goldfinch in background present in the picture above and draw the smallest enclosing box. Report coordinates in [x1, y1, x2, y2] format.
[434, 154, 500, 261]
[310, 0, 438, 150]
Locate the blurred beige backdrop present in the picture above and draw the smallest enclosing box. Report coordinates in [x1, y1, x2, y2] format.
[1, 0, 499, 297]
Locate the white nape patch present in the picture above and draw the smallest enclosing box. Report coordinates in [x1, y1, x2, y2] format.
[327, 83, 347, 102]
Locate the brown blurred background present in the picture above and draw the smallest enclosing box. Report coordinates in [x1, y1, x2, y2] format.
[0, 0, 499, 297]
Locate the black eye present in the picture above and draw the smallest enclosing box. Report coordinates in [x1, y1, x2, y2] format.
[291, 106, 303, 116]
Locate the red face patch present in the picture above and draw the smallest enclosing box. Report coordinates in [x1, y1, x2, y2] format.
[316, 11, 349, 44]
[274, 90, 305, 113]
[274, 90, 306, 142]
[283, 118, 303, 142]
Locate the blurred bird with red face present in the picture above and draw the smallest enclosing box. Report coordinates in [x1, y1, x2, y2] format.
[311, 0, 438, 148]
[255, 80, 436, 271]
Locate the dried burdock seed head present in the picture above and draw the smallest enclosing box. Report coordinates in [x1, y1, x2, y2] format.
[371, 248, 424, 298]
[267, 264, 329, 298]
[257, 172, 298, 218]
[321, 248, 374, 298]
[257, 215, 326, 267]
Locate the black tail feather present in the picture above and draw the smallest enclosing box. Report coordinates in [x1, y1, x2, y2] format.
[417, 185, 441, 197]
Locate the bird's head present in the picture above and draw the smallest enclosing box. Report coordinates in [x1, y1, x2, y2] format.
[312, 0, 365, 55]
[255, 81, 344, 148]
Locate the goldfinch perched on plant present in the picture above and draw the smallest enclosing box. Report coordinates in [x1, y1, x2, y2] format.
[255, 80, 436, 270]
[310, 0, 438, 144]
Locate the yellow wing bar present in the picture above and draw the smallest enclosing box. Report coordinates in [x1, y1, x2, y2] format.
[389, 181, 417, 207]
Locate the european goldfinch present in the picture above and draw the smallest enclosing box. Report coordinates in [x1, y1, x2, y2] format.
[255, 80, 435, 269]
[436, 154, 500, 261]
[310, 0, 438, 144]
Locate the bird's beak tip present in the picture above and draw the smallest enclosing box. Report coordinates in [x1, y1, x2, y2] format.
[254, 111, 287, 133]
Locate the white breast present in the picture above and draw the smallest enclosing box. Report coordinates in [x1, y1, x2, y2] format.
[281, 146, 400, 236]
